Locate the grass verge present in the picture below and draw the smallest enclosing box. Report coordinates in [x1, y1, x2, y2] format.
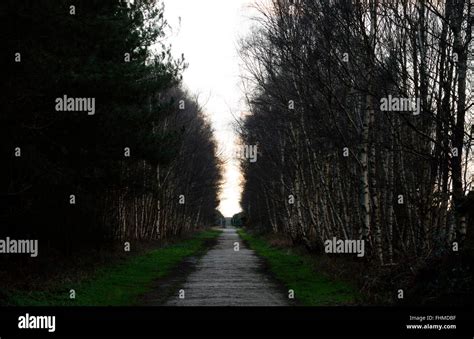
[3, 229, 221, 306]
[238, 228, 359, 306]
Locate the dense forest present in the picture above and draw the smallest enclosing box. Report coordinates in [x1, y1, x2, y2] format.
[1, 0, 222, 257]
[1, 0, 473, 311]
[239, 0, 473, 303]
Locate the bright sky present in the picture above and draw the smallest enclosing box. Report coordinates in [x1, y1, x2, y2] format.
[162, 0, 256, 217]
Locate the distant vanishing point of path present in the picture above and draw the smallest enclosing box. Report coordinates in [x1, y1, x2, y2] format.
[165, 227, 289, 306]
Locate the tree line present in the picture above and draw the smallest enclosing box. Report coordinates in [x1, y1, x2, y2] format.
[239, 0, 473, 268]
[1, 0, 222, 256]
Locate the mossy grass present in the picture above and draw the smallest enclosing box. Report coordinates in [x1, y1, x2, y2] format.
[4, 229, 221, 306]
[238, 228, 359, 306]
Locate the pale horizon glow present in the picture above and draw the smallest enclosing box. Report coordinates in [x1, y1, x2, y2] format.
[163, 0, 257, 217]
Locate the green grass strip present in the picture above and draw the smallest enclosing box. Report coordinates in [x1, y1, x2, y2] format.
[238, 228, 358, 306]
[6, 229, 221, 306]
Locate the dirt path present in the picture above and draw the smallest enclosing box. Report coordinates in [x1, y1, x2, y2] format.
[163, 226, 289, 306]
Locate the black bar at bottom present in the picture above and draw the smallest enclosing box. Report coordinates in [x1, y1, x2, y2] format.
[0, 306, 472, 338]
